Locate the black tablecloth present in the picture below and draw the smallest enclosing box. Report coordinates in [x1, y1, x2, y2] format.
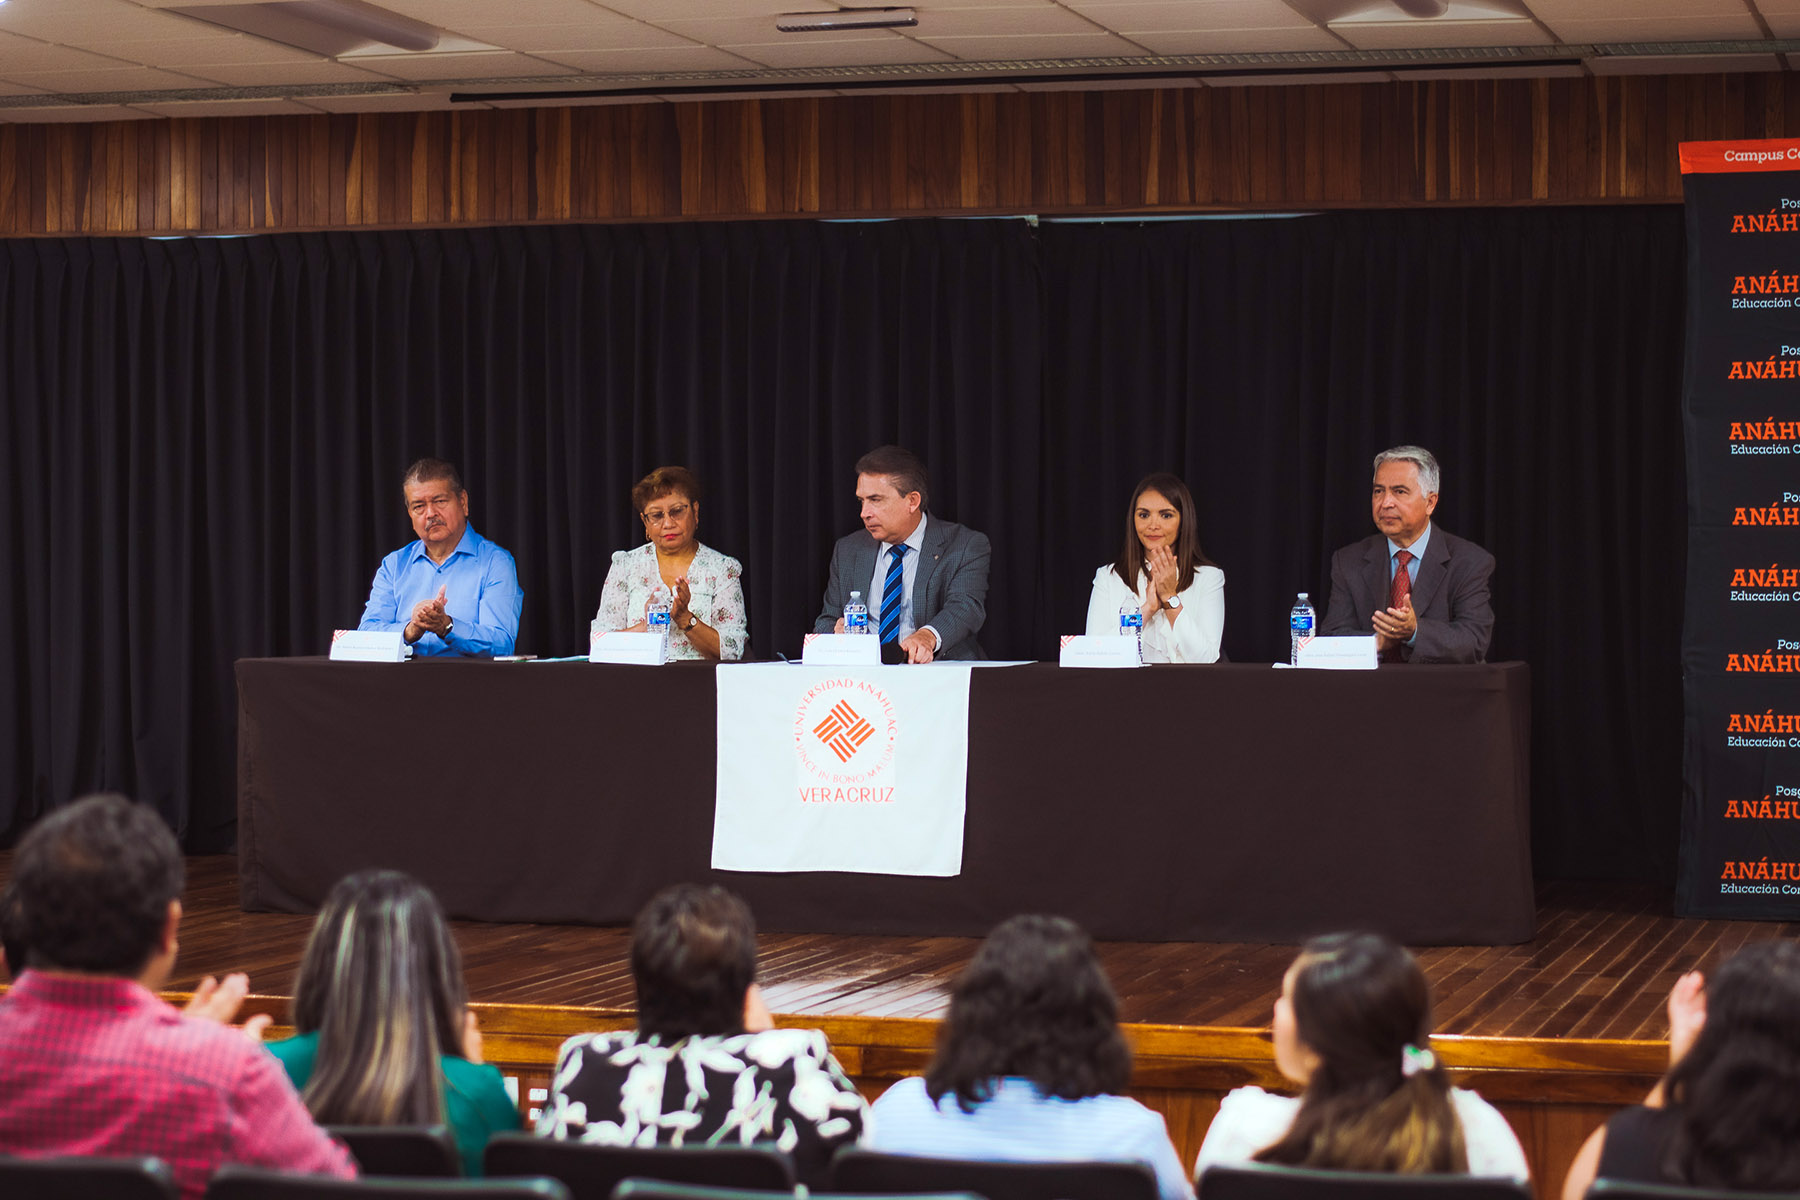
[237, 659, 1533, 944]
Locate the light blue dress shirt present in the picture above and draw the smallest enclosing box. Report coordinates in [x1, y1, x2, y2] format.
[358, 525, 522, 657]
[868, 1076, 1193, 1200]
[1386, 522, 1430, 646]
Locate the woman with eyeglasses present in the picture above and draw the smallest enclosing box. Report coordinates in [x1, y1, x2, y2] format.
[592, 466, 748, 661]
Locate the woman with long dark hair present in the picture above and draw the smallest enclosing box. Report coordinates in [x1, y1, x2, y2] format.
[266, 870, 520, 1175]
[1195, 932, 1527, 1178]
[868, 914, 1192, 1200]
[1083, 473, 1224, 663]
[1561, 939, 1800, 1196]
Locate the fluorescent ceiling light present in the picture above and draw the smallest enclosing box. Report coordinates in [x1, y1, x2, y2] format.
[777, 7, 918, 34]
[166, 0, 441, 57]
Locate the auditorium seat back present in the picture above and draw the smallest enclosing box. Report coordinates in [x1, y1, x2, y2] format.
[0, 1154, 177, 1200]
[1588, 1180, 1800, 1200]
[615, 1181, 981, 1200]
[481, 1136, 795, 1200]
[205, 1166, 570, 1199]
[326, 1125, 462, 1178]
[1198, 1164, 1532, 1200]
[830, 1149, 1158, 1200]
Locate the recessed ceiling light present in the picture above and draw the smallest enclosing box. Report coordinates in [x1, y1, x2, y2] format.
[777, 7, 918, 34]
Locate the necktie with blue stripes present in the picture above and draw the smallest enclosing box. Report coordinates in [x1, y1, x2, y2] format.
[879, 544, 909, 645]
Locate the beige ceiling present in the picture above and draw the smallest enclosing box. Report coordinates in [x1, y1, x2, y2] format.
[0, 0, 1795, 123]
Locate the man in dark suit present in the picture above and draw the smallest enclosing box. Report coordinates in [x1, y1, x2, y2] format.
[1322, 445, 1494, 663]
[813, 446, 990, 663]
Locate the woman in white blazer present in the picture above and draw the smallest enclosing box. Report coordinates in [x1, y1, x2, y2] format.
[1083, 472, 1224, 663]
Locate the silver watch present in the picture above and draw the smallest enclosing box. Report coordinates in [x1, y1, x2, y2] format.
[1164, 595, 1182, 610]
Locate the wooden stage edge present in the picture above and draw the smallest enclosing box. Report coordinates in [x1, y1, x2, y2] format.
[7, 855, 1800, 1197]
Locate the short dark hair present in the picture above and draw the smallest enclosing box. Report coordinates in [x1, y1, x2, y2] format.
[11, 794, 185, 975]
[631, 466, 704, 515]
[403, 457, 465, 495]
[631, 884, 758, 1040]
[925, 914, 1131, 1111]
[855, 446, 929, 508]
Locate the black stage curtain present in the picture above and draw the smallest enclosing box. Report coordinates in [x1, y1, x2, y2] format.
[1, 209, 1684, 881]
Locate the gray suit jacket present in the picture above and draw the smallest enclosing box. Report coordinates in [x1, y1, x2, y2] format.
[812, 516, 991, 660]
[1321, 526, 1495, 663]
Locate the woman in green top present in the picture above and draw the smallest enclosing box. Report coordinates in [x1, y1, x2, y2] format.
[266, 870, 521, 1175]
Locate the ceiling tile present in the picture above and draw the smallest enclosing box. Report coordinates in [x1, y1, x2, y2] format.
[724, 36, 957, 68]
[132, 96, 324, 115]
[1331, 20, 1553, 49]
[526, 45, 767, 73]
[591, 0, 792, 19]
[374, 0, 630, 21]
[912, 30, 1153, 57]
[1771, 17, 1800, 38]
[0, 104, 160, 121]
[442, 22, 697, 54]
[177, 59, 402, 84]
[0, 82, 51, 95]
[337, 49, 578, 81]
[1522, 0, 1751, 16]
[1541, 16, 1766, 42]
[72, 34, 333, 65]
[1589, 52, 1782, 75]
[1067, 1, 1318, 33]
[1128, 27, 1350, 53]
[0, 0, 207, 42]
[0, 32, 138, 72]
[908, 7, 1105, 36]
[2, 64, 221, 91]
[654, 14, 907, 42]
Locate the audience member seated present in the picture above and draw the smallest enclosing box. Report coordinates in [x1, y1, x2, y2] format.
[535, 883, 866, 1186]
[1561, 939, 1800, 1198]
[1195, 932, 1528, 1181]
[867, 913, 1193, 1200]
[266, 869, 521, 1176]
[0, 794, 355, 1199]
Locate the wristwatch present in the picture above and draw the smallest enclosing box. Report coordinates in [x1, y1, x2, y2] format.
[1164, 595, 1182, 610]
[682, 613, 699, 632]
[443, 617, 454, 637]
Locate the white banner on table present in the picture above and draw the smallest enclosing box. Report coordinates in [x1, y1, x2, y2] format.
[713, 663, 972, 876]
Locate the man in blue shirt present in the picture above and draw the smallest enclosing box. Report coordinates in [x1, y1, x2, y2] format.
[358, 458, 522, 657]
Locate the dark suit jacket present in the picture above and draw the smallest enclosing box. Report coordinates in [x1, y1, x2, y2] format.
[812, 515, 991, 660]
[1321, 525, 1495, 663]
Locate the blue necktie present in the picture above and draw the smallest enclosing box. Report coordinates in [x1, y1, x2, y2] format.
[879, 544, 909, 645]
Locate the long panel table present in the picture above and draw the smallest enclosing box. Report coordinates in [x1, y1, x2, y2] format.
[236, 658, 1533, 944]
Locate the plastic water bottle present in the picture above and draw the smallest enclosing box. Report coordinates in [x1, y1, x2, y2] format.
[1289, 592, 1316, 666]
[646, 594, 672, 653]
[843, 590, 871, 635]
[1119, 605, 1144, 663]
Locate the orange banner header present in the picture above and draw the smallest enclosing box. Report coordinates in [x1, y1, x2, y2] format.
[1682, 138, 1800, 174]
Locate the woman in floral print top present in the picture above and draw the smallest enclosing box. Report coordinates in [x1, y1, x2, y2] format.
[592, 466, 748, 661]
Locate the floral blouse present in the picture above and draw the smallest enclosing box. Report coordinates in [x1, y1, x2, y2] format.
[592, 542, 748, 661]
[536, 1028, 867, 1186]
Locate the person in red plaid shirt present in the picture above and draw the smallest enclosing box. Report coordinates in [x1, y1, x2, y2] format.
[0, 794, 355, 1198]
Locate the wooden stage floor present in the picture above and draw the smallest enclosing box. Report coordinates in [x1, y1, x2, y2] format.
[32, 855, 1794, 1042]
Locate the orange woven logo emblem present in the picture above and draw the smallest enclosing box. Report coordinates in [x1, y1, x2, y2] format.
[813, 699, 875, 763]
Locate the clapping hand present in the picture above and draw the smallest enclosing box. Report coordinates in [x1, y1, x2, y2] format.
[406, 586, 451, 642]
[1146, 546, 1180, 615]
[1371, 595, 1417, 650]
[671, 577, 693, 628]
[1667, 970, 1707, 1068]
[183, 972, 272, 1042]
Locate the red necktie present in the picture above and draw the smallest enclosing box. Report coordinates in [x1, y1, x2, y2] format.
[1390, 550, 1413, 611]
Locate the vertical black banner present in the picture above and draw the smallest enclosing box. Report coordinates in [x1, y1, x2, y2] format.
[1680, 139, 1800, 916]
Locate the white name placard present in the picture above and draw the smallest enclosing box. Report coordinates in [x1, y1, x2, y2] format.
[1296, 634, 1379, 670]
[589, 631, 667, 666]
[802, 633, 882, 666]
[329, 630, 411, 662]
[1058, 634, 1141, 668]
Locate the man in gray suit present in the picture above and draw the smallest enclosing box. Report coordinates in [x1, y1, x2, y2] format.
[1321, 445, 1494, 664]
[813, 446, 990, 663]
